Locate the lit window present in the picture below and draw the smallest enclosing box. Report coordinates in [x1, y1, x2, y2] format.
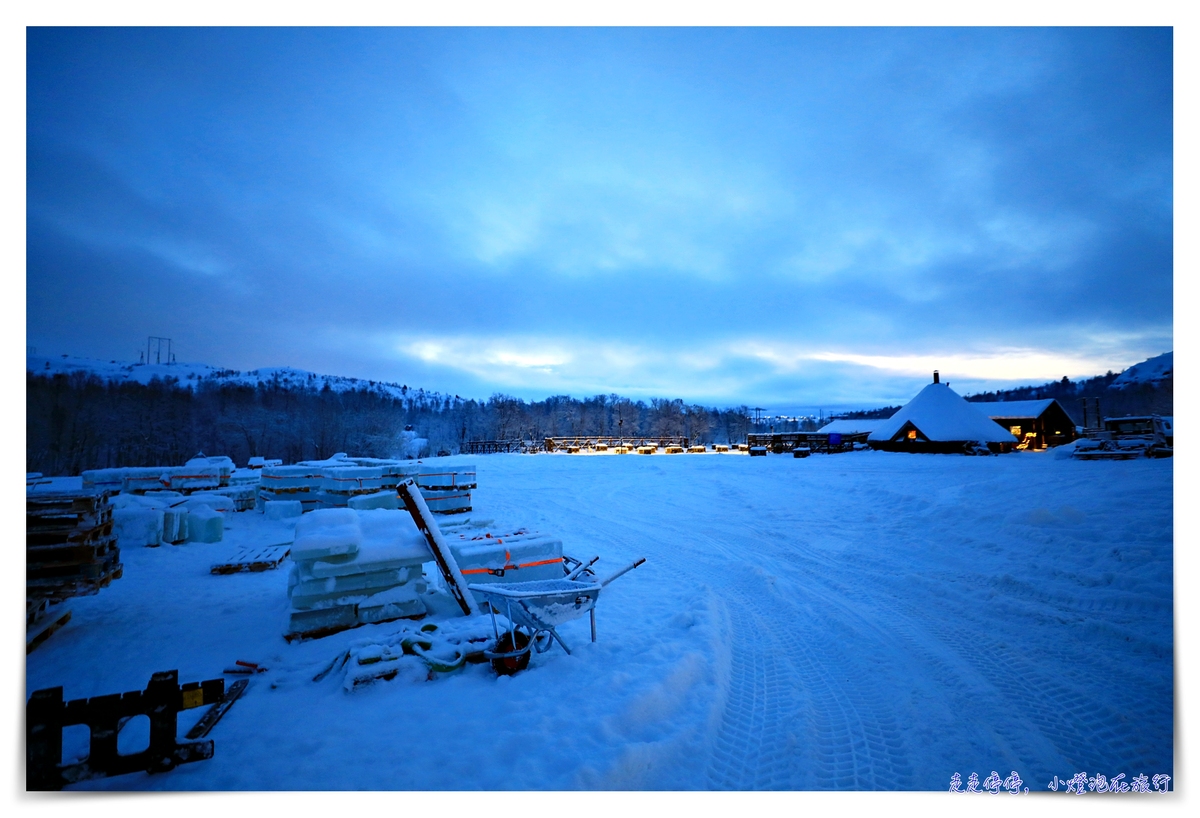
[907, 429, 917, 440]
[1010, 426, 1022, 436]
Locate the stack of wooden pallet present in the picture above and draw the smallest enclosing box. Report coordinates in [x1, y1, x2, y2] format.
[27, 491, 123, 601]
[27, 490, 123, 651]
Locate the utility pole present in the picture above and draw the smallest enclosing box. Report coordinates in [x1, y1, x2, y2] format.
[147, 336, 172, 365]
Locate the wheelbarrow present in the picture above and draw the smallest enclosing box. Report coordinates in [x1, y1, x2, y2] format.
[469, 557, 645, 675]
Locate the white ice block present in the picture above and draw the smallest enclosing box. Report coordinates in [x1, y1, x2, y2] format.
[113, 506, 164, 547]
[162, 507, 189, 544]
[450, 533, 564, 600]
[186, 504, 224, 543]
[266, 500, 303, 519]
[320, 466, 385, 493]
[356, 584, 425, 624]
[290, 566, 420, 604]
[419, 488, 472, 514]
[292, 507, 361, 560]
[184, 493, 236, 516]
[167, 465, 222, 491]
[260, 465, 323, 490]
[416, 465, 477, 490]
[348, 490, 400, 511]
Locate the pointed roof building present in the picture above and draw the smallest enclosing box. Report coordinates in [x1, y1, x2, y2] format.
[868, 372, 1018, 453]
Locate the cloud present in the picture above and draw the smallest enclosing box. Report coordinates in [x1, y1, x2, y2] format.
[25, 28, 1172, 408]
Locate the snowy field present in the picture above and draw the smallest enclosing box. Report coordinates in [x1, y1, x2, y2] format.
[25, 449, 1173, 792]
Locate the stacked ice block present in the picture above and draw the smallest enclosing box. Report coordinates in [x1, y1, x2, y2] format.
[285, 508, 433, 639]
[258, 465, 324, 512]
[415, 464, 477, 514]
[316, 466, 386, 509]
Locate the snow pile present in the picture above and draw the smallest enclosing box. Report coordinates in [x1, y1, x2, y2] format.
[1110, 351, 1173, 389]
[285, 508, 433, 637]
[870, 382, 1018, 444]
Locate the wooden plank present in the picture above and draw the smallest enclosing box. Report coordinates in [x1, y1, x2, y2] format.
[398, 479, 477, 616]
[184, 679, 249, 739]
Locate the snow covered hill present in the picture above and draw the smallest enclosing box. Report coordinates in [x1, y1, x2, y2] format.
[26, 354, 435, 402]
[1109, 352, 1173, 390]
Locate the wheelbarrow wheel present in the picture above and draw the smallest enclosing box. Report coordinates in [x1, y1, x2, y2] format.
[491, 630, 532, 676]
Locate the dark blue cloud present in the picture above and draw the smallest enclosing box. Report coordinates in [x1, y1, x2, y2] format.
[26, 27, 1172, 406]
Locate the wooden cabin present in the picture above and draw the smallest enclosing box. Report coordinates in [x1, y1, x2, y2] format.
[978, 399, 1077, 449]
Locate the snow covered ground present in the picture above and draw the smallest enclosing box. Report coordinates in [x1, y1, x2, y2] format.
[25, 449, 1173, 792]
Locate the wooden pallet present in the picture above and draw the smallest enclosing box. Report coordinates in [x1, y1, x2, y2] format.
[26, 603, 72, 654]
[210, 543, 292, 575]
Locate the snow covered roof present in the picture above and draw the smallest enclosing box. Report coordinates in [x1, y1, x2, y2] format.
[817, 419, 887, 435]
[976, 399, 1058, 419]
[869, 383, 1019, 444]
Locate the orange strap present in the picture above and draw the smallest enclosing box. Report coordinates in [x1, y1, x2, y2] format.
[460, 557, 563, 575]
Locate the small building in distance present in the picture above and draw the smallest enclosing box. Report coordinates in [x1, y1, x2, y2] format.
[868, 372, 1019, 454]
[977, 399, 1077, 449]
[815, 419, 887, 446]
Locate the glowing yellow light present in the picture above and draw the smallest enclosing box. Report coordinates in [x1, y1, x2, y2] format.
[907, 430, 917, 440]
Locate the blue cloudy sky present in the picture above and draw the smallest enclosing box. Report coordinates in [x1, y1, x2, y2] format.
[26, 27, 1173, 409]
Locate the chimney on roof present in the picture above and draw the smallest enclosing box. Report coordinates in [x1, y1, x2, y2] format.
[933, 370, 940, 384]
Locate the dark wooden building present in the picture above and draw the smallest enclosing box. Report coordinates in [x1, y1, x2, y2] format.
[978, 400, 1076, 449]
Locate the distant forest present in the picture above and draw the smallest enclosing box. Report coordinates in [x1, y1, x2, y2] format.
[26, 371, 760, 475]
[26, 368, 1173, 476]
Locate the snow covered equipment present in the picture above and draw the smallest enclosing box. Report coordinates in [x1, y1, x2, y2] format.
[27, 670, 226, 790]
[398, 478, 478, 616]
[1073, 415, 1173, 460]
[471, 557, 645, 675]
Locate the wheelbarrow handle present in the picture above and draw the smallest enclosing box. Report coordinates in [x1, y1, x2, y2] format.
[600, 557, 646, 587]
[566, 555, 600, 581]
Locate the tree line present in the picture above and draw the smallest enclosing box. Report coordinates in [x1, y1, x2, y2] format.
[27, 368, 1172, 476]
[26, 371, 770, 475]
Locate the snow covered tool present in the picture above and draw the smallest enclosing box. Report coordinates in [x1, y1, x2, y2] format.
[398, 478, 477, 616]
[599, 557, 646, 587]
[565, 555, 600, 581]
[470, 557, 646, 675]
